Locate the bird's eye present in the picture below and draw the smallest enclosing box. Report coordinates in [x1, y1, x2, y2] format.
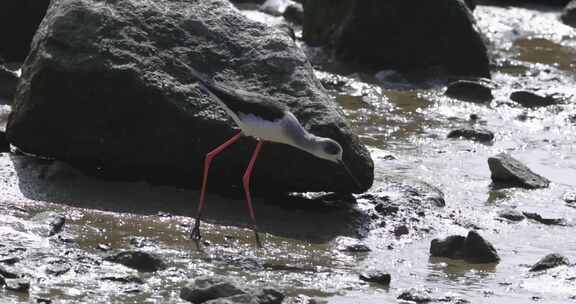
[324, 141, 341, 155]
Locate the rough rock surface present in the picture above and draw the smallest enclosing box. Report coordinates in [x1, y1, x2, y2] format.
[7, 0, 373, 193]
[447, 128, 494, 142]
[0, 0, 50, 61]
[104, 251, 167, 272]
[303, 0, 490, 77]
[529, 253, 570, 272]
[0, 65, 18, 103]
[359, 270, 391, 285]
[488, 153, 550, 189]
[510, 91, 560, 108]
[180, 276, 284, 304]
[430, 230, 500, 263]
[562, 0, 576, 27]
[497, 209, 525, 222]
[445, 80, 494, 103]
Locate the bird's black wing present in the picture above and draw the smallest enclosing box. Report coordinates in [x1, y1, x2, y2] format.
[190, 68, 287, 121]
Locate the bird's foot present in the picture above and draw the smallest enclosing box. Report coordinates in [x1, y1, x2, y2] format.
[253, 226, 262, 248]
[190, 220, 202, 241]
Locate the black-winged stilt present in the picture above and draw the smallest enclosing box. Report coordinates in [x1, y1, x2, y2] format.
[189, 68, 361, 247]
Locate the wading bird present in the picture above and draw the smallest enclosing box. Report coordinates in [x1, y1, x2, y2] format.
[189, 69, 361, 247]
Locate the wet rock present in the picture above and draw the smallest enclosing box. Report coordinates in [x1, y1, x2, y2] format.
[464, 0, 476, 10]
[445, 80, 493, 103]
[564, 192, 576, 204]
[334, 237, 371, 252]
[99, 275, 144, 284]
[285, 295, 327, 304]
[283, 3, 304, 25]
[522, 212, 566, 226]
[0, 0, 50, 61]
[393, 225, 410, 237]
[0, 131, 9, 153]
[205, 294, 257, 304]
[510, 91, 559, 108]
[447, 128, 494, 143]
[488, 153, 550, 189]
[253, 288, 285, 304]
[45, 259, 71, 276]
[430, 230, 500, 263]
[0, 265, 20, 278]
[180, 276, 246, 303]
[0, 65, 18, 103]
[359, 270, 391, 286]
[263, 262, 316, 273]
[529, 253, 570, 272]
[398, 288, 469, 303]
[561, 0, 576, 27]
[497, 209, 525, 222]
[31, 212, 66, 237]
[97, 244, 112, 252]
[375, 202, 400, 216]
[104, 251, 167, 272]
[7, 0, 373, 194]
[4, 278, 30, 293]
[303, 0, 490, 77]
[259, 0, 294, 16]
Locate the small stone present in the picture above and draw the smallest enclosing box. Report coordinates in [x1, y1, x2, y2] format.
[488, 153, 550, 189]
[510, 91, 559, 108]
[375, 203, 399, 216]
[430, 231, 499, 263]
[393, 225, 409, 237]
[497, 209, 525, 222]
[283, 3, 303, 25]
[180, 276, 246, 303]
[529, 253, 570, 272]
[253, 288, 284, 304]
[564, 192, 576, 204]
[46, 261, 71, 276]
[445, 80, 493, 103]
[31, 212, 66, 237]
[0, 131, 9, 153]
[104, 251, 167, 272]
[100, 275, 144, 284]
[0, 265, 19, 278]
[359, 270, 391, 286]
[397, 289, 434, 303]
[522, 212, 566, 226]
[338, 243, 371, 253]
[4, 278, 30, 293]
[97, 244, 112, 252]
[448, 128, 494, 142]
[461, 230, 500, 263]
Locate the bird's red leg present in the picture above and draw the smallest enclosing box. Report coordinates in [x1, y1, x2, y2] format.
[242, 140, 264, 247]
[191, 131, 243, 240]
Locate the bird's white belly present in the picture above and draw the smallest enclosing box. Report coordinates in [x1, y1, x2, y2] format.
[237, 113, 292, 144]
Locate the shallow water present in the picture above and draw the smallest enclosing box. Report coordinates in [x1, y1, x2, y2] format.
[1, 3, 576, 304]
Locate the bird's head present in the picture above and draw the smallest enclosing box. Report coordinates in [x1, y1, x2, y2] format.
[311, 137, 362, 191]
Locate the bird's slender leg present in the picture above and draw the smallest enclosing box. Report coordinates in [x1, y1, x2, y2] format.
[191, 131, 243, 240]
[242, 140, 264, 248]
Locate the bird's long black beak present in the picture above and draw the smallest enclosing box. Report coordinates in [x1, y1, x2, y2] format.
[339, 160, 362, 192]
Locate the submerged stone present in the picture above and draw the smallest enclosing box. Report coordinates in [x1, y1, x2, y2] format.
[180, 276, 246, 304]
[359, 270, 391, 286]
[510, 91, 559, 108]
[430, 230, 499, 263]
[497, 209, 525, 222]
[529, 253, 570, 272]
[488, 153, 550, 189]
[104, 251, 167, 272]
[522, 212, 566, 226]
[445, 80, 493, 103]
[447, 128, 494, 142]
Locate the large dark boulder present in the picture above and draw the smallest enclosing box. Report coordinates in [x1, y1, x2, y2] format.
[0, 0, 50, 61]
[303, 0, 490, 77]
[562, 0, 576, 27]
[7, 0, 373, 194]
[430, 230, 500, 263]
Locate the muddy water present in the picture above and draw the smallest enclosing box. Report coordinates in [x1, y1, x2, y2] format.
[1, 3, 576, 304]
